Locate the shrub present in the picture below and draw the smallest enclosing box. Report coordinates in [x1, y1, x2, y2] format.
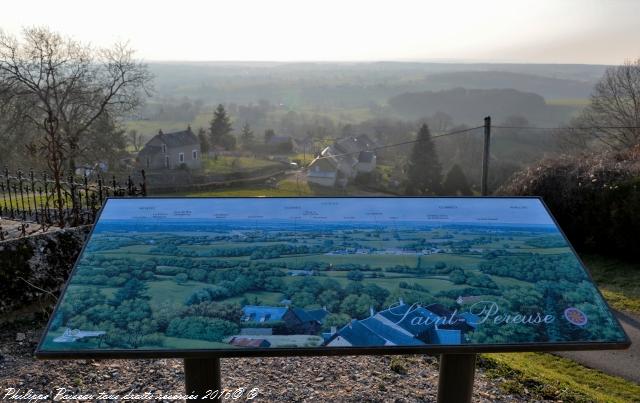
[498, 146, 640, 258]
[166, 316, 238, 342]
[176, 273, 188, 284]
[155, 266, 184, 276]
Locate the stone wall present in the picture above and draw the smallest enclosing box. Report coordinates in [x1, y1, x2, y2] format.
[0, 225, 91, 315]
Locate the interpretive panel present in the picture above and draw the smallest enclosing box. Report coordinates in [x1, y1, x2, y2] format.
[37, 197, 629, 358]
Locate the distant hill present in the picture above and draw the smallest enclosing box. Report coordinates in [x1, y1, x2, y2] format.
[421, 71, 595, 100]
[147, 61, 605, 108]
[388, 88, 576, 125]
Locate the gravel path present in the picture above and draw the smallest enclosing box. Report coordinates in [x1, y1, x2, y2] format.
[0, 319, 539, 402]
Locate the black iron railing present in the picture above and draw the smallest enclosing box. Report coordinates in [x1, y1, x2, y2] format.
[0, 168, 146, 237]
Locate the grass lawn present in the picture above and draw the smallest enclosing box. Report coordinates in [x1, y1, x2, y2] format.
[173, 179, 361, 197]
[223, 291, 284, 306]
[582, 254, 640, 314]
[201, 156, 282, 174]
[484, 254, 640, 402]
[480, 352, 640, 403]
[146, 279, 207, 309]
[0, 194, 74, 210]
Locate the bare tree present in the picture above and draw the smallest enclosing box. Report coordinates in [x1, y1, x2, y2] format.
[127, 129, 142, 152]
[572, 58, 640, 150]
[0, 27, 152, 226]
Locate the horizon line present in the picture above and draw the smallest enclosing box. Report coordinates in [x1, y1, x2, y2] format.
[143, 59, 614, 67]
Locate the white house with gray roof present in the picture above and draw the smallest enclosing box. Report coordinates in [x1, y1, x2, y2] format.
[306, 135, 377, 187]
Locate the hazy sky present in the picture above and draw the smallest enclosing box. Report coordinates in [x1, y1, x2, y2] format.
[1, 0, 638, 64]
[99, 198, 555, 225]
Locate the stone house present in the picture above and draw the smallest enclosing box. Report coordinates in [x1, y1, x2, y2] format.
[137, 127, 201, 170]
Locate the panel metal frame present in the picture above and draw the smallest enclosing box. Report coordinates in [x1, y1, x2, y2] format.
[35, 196, 631, 359]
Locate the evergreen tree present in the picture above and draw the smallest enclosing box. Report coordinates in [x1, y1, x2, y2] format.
[443, 164, 472, 195]
[264, 128, 276, 144]
[197, 127, 210, 155]
[209, 104, 232, 147]
[405, 124, 442, 195]
[241, 122, 255, 149]
[219, 133, 237, 151]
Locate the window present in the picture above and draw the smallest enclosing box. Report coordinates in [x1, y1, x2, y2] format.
[164, 155, 169, 168]
[179, 152, 185, 163]
[161, 144, 167, 153]
[192, 149, 198, 160]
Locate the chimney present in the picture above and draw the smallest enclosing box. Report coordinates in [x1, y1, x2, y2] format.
[399, 297, 405, 306]
[369, 306, 375, 317]
[187, 124, 192, 132]
[330, 326, 337, 334]
[158, 129, 164, 135]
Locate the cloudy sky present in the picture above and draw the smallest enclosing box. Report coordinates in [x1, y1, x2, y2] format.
[1, 0, 638, 64]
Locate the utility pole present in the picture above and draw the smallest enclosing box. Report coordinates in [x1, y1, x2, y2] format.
[481, 116, 491, 196]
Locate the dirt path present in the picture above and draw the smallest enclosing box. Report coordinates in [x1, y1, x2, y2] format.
[556, 310, 640, 383]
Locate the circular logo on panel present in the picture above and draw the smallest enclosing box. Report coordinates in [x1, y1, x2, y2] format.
[564, 307, 588, 326]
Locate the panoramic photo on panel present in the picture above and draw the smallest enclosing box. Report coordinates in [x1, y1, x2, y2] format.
[38, 197, 627, 353]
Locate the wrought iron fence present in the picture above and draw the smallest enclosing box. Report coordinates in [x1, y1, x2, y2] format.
[0, 168, 146, 238]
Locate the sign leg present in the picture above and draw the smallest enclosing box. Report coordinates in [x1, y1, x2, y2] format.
[184, 358, 222, 400]
[437, 353, 476, 403]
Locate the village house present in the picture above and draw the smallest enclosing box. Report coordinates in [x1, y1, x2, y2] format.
[241, 305, 329, 335]
[137, 126, 201, 170]
[306, 135, 377, 187]
[306, 156, 340, 187]
[324, 302, 479, 347]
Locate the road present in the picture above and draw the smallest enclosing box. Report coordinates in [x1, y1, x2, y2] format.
[556, 310, 640, 383]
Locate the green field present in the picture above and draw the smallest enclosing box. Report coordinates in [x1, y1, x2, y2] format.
[87, 227, 558, 315]
[201, 156, 282, 174]
[545, 98, 590, 107]
[583, 254, 640, 314]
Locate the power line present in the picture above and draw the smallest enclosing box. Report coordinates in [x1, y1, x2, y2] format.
[307, 124, 640, 164]
[493, 125, 640, 130]
[312, 125, 484, 162]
